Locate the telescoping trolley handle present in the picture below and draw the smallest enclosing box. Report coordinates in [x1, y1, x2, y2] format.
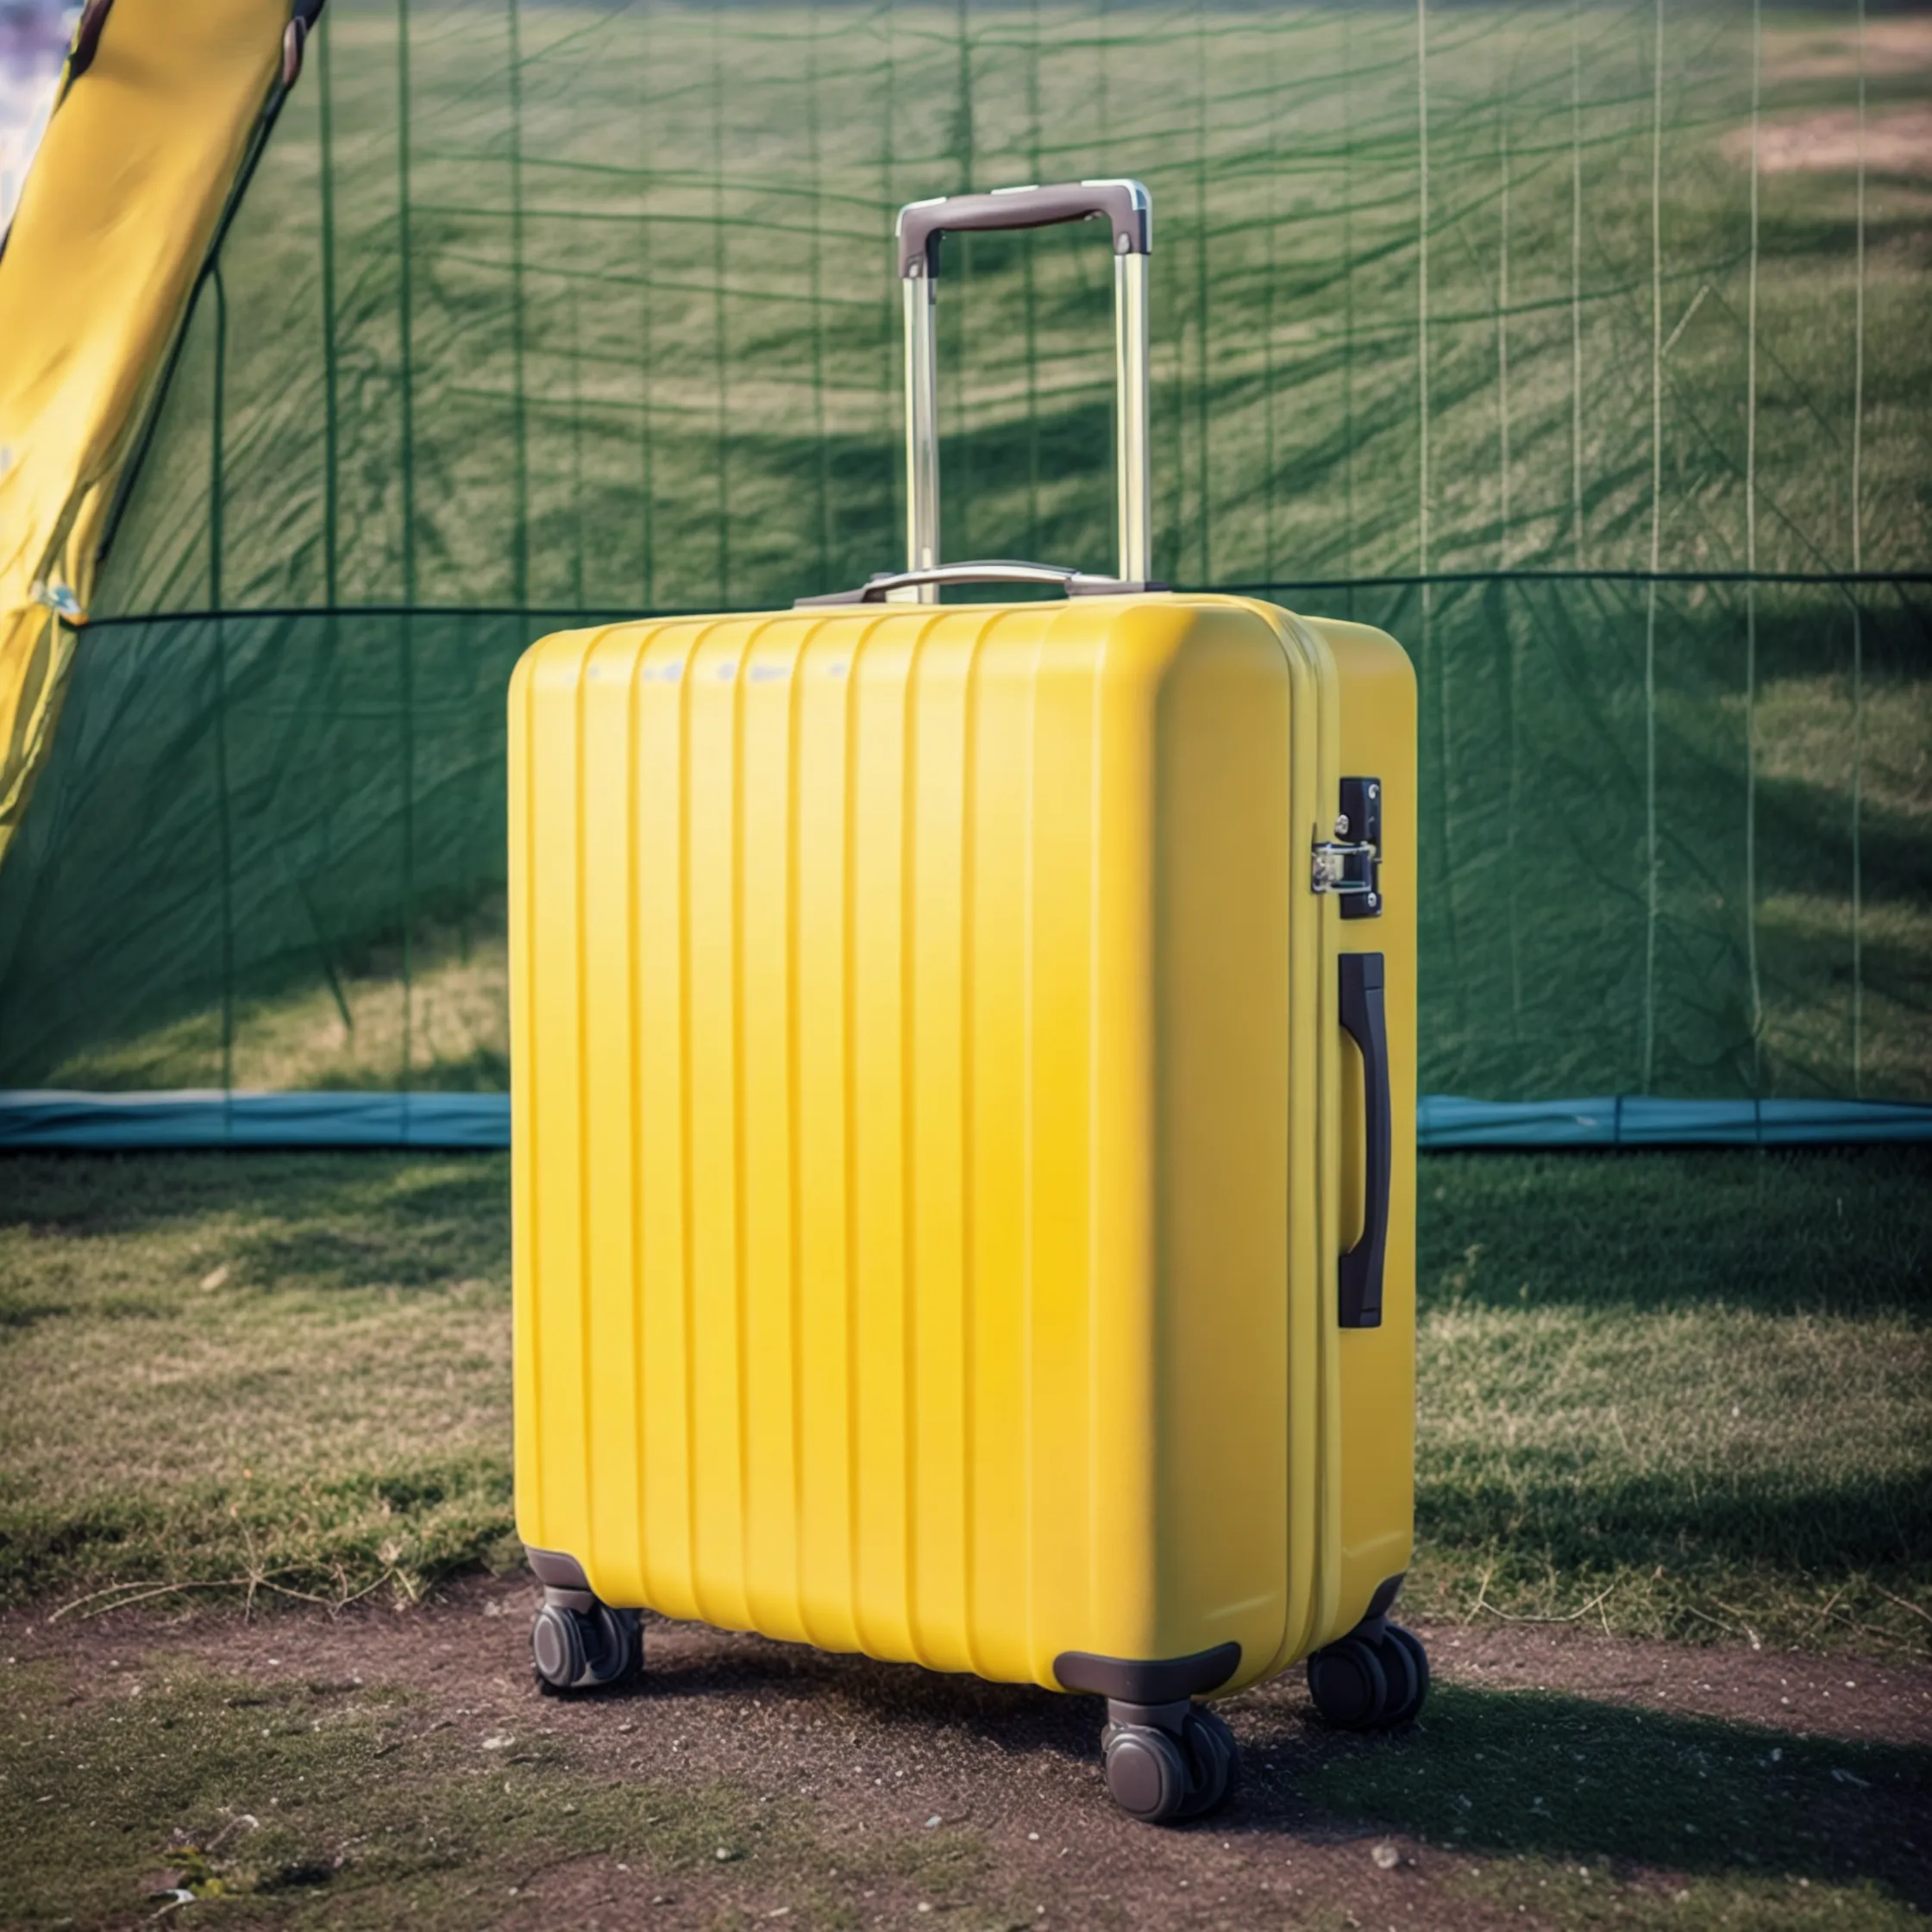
[896, 179, 1154, 603]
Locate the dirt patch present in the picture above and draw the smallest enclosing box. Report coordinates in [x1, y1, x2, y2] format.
[4, 1578, 1929, 1930]
[1722, 107, 1932, 177]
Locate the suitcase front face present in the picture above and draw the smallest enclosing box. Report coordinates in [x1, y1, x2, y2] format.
[510, 592, 1328, 1693]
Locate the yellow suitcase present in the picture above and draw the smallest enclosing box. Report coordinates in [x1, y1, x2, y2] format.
[509, 181, 1418, 1823]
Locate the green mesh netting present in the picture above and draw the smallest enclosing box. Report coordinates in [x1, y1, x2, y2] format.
[0, 1, 1926, 1106]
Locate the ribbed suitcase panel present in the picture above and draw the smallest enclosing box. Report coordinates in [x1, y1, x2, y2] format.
[630, 624, 700, 1620]
[899, 618, 977, 1669]
[512, 598, 1308, 1689]
[513, 628, 597, 1591]
[578, 624, 649, 1613]
[789, 621, 861, 1653]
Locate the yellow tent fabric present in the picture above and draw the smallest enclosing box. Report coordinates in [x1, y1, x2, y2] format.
[0, 0, 290, 861]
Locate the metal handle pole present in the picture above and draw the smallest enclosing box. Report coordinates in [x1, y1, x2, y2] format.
[1113, 249, 1151, 586]
[901, 273, 940, 603]
[895, 180, 1151, 599]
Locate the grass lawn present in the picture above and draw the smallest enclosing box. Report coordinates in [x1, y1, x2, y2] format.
[0, 1153, 518, 1616]
[0, 1145, 1928, 1930]
[1408, 1148, 1932, 1652]
[0, 1145, 1925, 1652]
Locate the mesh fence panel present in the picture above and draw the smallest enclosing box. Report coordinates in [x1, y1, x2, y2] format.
[0, 0, 1925, 1105]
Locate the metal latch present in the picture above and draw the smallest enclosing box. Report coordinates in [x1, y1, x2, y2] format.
[1311, 839, 1377, 894]
[1310, 776, 1383, 918]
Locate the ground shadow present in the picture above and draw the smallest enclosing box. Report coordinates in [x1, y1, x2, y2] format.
[1264, 1679, 1932, 1910]
[616, 1622, 1099, 1768]
[1416, 1467, 1929, 1586]
[572, 1623, 1932, 1906]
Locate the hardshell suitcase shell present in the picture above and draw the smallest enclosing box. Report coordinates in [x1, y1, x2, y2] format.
[510, 181, 1419, 1822]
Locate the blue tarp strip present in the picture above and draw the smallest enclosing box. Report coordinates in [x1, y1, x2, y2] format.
[0, 1091, 511, 1150]
[1416, 1095, 1932, 1147]
[0, 1090, 1929, 1151]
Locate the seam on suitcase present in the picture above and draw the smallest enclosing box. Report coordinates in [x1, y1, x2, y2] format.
[575, 640, 594, 1591]
[839, 614, 869, 1654]
[957, 618, 983, 1680]
[677, 623, 703, 1622]
[626, 625, 651, 1610]
[898, 613, 926, 1665]
[786, 618, 812, 1647]
[1020, 614, 1042, 1677]
[733, 622, 753, 1631]
[1256, 600, 1329, 1678]
[1085, 611, 1105, 1664]
[518, 655, 541, 1540]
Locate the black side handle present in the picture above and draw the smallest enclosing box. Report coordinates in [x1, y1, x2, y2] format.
[1338, 951, 1390, 1329]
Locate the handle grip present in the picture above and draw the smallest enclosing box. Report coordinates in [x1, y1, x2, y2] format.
[896, 179, 1151, 281]
[1338, 951, 1390, 1330]
[794, 560, 1164, 608]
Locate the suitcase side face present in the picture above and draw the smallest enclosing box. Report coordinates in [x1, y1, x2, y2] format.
[1319, 618, 1421, 1638]
[508, 594, 1309, 1691]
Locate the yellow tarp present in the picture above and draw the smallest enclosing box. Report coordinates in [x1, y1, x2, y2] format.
[0, 0, 288, 862]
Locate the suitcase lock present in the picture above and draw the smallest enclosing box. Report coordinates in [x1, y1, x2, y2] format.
[1311, 777, 1383, 918]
